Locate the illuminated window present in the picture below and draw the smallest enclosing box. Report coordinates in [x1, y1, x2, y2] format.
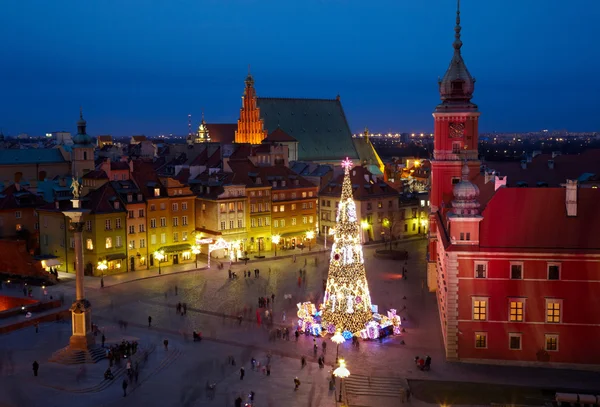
[251, 219, 256, 227]
[546, 300, 561, 323]
[303, 216, 307, 224]
[237, 202, 243, 211]
[291, 204, 296, 210]
[472, 298, 487, 321]
[291, 218, 297, 226]
[173, 232, 178, 242]
[105, 237, 112, 249]
[228, 202, 234, 212]
[547, 263, 560, 280]
[475, 332, 487, 348]
[510, 262, 523, 279]
[274, 220, 279, 228]
[474, 262, 487, 278]
[182, 252, 191, 260]
[509, 333, 522, 350]
[160, 233, 166, 244]
[86, 239, 93, 250]
[273, 206, 278, 213]
[545, 334, 558, 351]
[151, 234, 156, 245]
[265, 217, 270, 226]
[309, 216, 313, 223]
[220, 203, 226, 213]
[279, 205, 284, 212]
[129, 240, 135, 249]
[280, 219, 285, 227]
[509, 300, 524, 322]
[154, 188, 160, 197]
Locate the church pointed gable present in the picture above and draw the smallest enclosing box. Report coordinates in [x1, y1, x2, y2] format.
[234, 73, 268, 144]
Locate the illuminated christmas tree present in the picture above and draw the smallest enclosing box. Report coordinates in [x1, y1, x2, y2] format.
[321, 158, 373, 334]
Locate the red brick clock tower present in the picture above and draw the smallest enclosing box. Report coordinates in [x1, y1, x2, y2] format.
[428, 0, 480, 290]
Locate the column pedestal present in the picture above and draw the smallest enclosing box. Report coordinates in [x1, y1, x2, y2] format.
[69, 299, 95, 350]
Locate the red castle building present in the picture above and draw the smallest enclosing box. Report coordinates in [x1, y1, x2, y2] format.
[428, 3, 600, 367]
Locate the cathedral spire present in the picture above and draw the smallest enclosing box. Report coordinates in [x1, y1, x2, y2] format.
[453, 0, 462, 53]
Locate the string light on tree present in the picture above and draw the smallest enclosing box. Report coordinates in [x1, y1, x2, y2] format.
[321, 157, 373, 334]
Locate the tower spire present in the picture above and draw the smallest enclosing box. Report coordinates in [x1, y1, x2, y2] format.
[454, 0, 462, 52]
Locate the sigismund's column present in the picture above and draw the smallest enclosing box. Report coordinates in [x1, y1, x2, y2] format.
[62, 178, 95, 350]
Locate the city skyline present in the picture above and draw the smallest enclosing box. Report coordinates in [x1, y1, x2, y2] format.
[2, 0, 599, 137]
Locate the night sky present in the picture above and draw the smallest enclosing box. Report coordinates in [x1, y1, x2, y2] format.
[1, 0, 598, 137]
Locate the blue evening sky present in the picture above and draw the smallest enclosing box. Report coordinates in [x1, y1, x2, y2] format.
[1, 0, 598, 137]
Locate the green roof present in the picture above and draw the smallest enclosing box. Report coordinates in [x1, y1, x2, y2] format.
[0, 149, 67, 165]
[257, 97, 358, 162]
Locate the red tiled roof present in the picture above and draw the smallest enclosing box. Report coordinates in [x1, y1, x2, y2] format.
[131, 160, 167, 199]
[97, 135, 113, 142]
[132, 135, 147, 142]
[319, 165, 397, 200]
[189, 148, 208, 166]
[264, 128, 297, 142]
[229, 144, 252, 160]
[82, 170, 108, 180]
[111, 161, 130, 171]
[205, 147, 221, 167]
[205, 124, 237, 144]
[484, 149, 600, 187]
[479, 187, 600, 251]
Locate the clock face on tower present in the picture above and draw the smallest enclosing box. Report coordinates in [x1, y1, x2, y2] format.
[449, 122, 465, 138]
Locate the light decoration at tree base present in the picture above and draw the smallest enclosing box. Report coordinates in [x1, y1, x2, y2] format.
[296, 302, 402, 340]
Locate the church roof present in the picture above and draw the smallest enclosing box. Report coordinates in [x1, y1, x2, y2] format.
[0, 148, 67, 165]
[256, 97, 358, 162]
[319, 165, 396, 200]
[205, 124, 237, 144]
[263, 127, 297, 143]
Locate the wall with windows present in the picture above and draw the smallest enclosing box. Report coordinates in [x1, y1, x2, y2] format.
[455, 255, 600, 365]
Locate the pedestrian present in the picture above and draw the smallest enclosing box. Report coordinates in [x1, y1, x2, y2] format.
[298, 276, 302, 287]
[295, 330, 299, 342]
[282, 311, 286, 322]
[266, 364, 271, 376]
[301, 356, 306, 368]
[148, 316, 152, 327]
[102, 334, 106, 348]
[294, 377, 301, 391]
[122, 378, 128, 397]
[32, 360, 39, 377]
[266, 297, 270, 307]
[240, 366, 245, 380]
[235, 396, 243, 407]
[34, 321, 39, 333]
[177, 302, 181, 314]
[163, 339, 169, 351]
[183, 303, 187, 315]
[322, 341, 327, 354]
[271, 293, 275, 303]
[228, 269, 232, 279]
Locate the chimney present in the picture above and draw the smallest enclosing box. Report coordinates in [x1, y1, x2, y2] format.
[494, 175, 507, 191]
[520, 160, 527, 170]
[54, 200, 59, 209]
[566, 179, 577, 217]
[484, 170, 495, 184]
[548, 160, 555, 169]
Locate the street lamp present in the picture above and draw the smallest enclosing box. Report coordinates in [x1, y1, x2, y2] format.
[97, 259, 108, 288]
[154, 250, 165, 274]
[333, 359, 350, 403]
[305, 230, 314, 251]
[271, 234, 280, 257]
[331, 329, 345, 365]
[191, 245, 201, 268]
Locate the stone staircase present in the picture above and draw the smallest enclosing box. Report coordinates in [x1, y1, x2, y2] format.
[49, 345, 107, 365]
[344, 374, 406, 399]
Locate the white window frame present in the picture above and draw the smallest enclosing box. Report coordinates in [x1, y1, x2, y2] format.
[15, 211, 22, 219]
[545, 298, 562, 324]
[474, 331, 487, 349]
[474, 261, 488, 279]
[472, 297, 488, 321]
[508, 298, 525, 322]
[545, 334, 559, 352]
[115, 218, 121, 229]
[116, 236, 122, 247]
[510, 261, 524, 280]
[182, 202, 188, 211]
[105, 237, 112, 249]
[547, 262, 561, 280]
[508, 333, 522, 350]
[182, 216, 188, 226]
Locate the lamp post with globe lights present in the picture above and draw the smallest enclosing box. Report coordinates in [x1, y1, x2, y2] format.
[333, 359, 350, 403]
[97, 260, 108, 288]
[271, 234, 281, 257]
[191, 245, 201, 268]
[154, 250, 165, 274]
[331, 329, 345, 365]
